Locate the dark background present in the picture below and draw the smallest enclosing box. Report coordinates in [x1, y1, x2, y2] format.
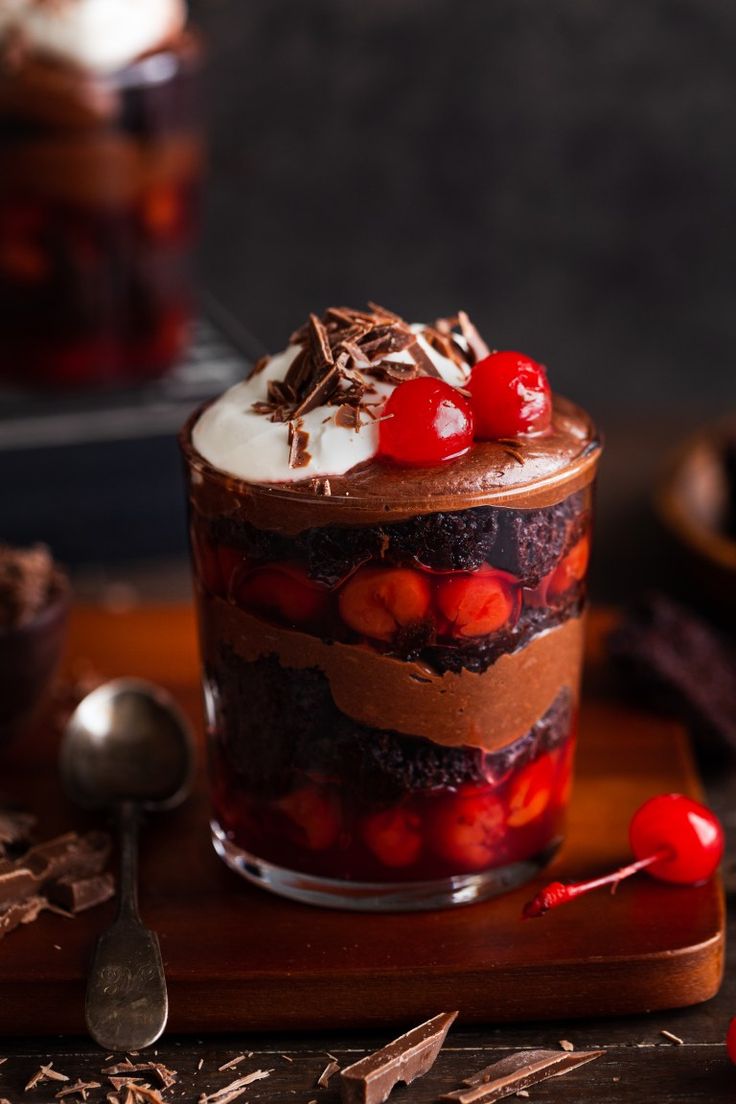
[195, 0, 736, 424]
[5, 0, 736, 591]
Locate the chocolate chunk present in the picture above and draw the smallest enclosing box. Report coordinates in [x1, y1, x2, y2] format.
[25, 830, 111, 882]
[439, 1048, 603, 1102]
[47, 872, 115, 914]
[0, 858, 37, 906]
[339, 1011, 457, 1104]
[287, 421, 312, 469]
[608, 594, 736, 753]
[0, 894, 46, 938]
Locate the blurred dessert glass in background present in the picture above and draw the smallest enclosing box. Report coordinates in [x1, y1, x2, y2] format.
[0, 0, 203, 388]
[0, 543, 69, 743]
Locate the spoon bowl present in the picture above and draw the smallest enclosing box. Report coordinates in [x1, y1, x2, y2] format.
[61, 678, 194, 812]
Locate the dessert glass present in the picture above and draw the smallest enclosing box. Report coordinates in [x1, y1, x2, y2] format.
[181, 403, 601, 910]
[0, 35, 203, 388]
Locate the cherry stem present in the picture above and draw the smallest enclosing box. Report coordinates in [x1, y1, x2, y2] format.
[522, 846, 673, 919]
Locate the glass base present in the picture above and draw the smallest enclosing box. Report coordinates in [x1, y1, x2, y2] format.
[211, 820, 561, 912]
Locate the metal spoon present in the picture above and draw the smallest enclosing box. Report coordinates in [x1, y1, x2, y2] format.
[61, 678, 194, 1052]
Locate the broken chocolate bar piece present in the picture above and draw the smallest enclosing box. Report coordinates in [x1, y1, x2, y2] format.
[0, 894, 46, 937]
[439, 1048, 603, 1103]
[608, 594, 736, 753]
[47, 872, 115, 914]
[25, 831, 111, 883]
[0, 857, 38, 906]
[339, 1011, 457, 1104]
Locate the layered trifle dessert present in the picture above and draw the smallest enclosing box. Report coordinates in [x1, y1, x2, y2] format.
[0, 0, 202, 387]
[181, 304, 601, 909]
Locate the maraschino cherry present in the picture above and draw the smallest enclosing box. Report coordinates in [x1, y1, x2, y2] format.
[726, 1017, 736, 1065]
[469, 350, 551, 439]
[523, 794, 723, 919]
[379, 377, 474, 465]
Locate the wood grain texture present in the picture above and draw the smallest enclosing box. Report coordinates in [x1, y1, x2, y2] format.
[0, 605, 724, 1036]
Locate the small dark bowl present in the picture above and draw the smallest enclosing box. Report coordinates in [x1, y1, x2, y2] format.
[0, 575, 71, 745]
[656, 419, 736, 617]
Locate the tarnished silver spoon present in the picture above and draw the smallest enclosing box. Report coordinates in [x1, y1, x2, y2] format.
[61, 678, 194, 1052]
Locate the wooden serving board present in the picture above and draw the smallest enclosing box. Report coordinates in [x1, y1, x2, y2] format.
[0, 605, 724, 1035]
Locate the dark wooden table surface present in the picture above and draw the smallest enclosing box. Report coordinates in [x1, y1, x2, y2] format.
[1, 606, 734, 1104]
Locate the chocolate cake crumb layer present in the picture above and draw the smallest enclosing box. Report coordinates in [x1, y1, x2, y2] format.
[205, 490, 588, 587]
[212, 645, 573, 804]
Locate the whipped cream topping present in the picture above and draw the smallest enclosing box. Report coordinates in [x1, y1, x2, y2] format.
[0, 0, 186, 74]
[193, 322, 476, 485]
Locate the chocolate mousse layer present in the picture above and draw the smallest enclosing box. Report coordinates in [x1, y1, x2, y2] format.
[182, 394, 599, 533]
[203, 597, 584, 753]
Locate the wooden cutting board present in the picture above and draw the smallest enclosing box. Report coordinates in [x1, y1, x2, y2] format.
[0, 605, 724, 1035]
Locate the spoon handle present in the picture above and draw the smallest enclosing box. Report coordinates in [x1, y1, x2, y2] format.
[117, 801, 140, 921]
[85, 802, 169, 1051]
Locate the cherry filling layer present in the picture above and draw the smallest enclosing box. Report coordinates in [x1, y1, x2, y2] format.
[191, 490, 589, 884]
[208, 651, 575, 881]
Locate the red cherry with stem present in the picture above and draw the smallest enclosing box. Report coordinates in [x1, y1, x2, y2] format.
[523, 793, 723, 918]
[379, 377, 474, 465]
[468, 351, 552, 439]
[727, 1018, 736, 1065]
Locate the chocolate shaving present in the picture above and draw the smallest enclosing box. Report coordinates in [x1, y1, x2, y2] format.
[309, 478, 332, 496]
[255, 304, 486, 431]
[316, 1061, 340, 1088]
[25, 1064, 70, 1090]
[308, 313, 334, 370]
[457, 310, 490, 362]
[198, 1071, 272, 1104]
[334, 404, 361, 431]
[55, 1082, 101, 1100]
[102, 1064, 175, 1090]
[439, 1048, 603, 1103]
[288, 420, 312, 469]
[292, 364, 341, 418]
[339, 1011, 457, 1104]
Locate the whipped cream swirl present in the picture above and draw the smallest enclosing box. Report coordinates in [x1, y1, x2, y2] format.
[0, 0, 186, 74]
[193, 314, 484, 485]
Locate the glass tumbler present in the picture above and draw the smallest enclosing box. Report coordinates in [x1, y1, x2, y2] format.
[181, 409, 600, 910]
[0, 33, 203, 387]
